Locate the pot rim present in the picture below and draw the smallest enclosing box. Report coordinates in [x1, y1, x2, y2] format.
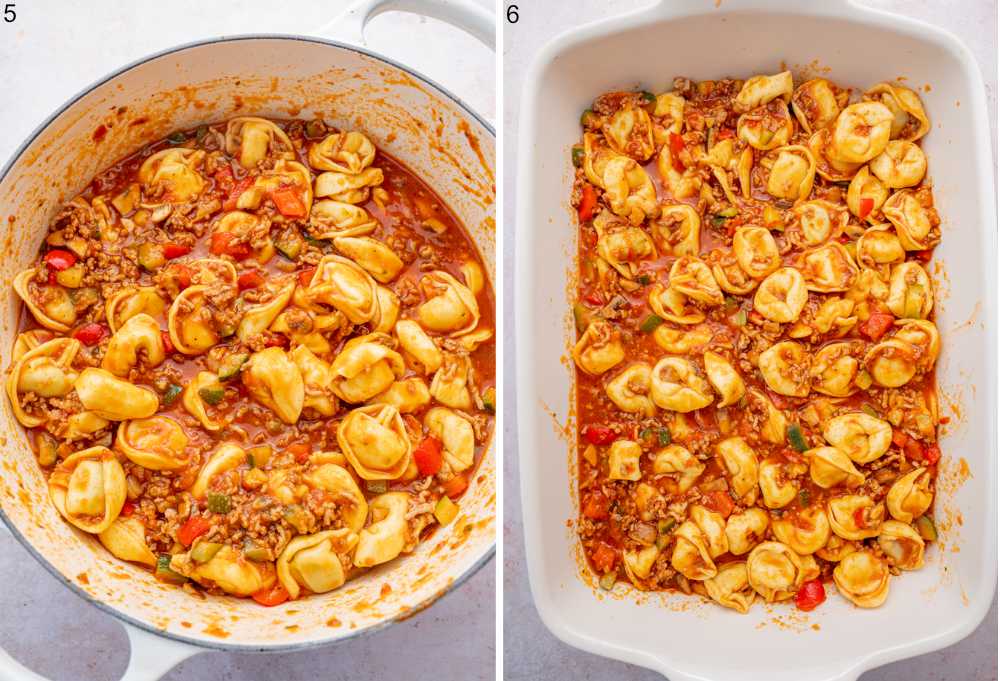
[0, 33, 496, 653]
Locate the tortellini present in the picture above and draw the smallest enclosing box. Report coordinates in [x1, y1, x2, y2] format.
[651, 204, 700, 256]
[607, 440, 642, 481]
[310, 200, 378, 239]
[337, 404, 411, 480]
[605, 363, 655, 416]
[603, 104, 655, 161]
[602, 156, 658, 225]
[734, 71, 793, 112]
[174, 545, 276, 597]
[623, 545, 660, 585]
[650, 357, 713, 412]
[308, 131, 376, 174]
[667, 256, 724, 307]
[225, 117, 294, 169]
[395, 319, 443, 375]
[330, 334, 405, 403]
[354, 492, 410, 567]
[6, 337, 80, 427]
[242, 347, 305, 424]
[102, 313, 165, 376]
[738, 100, 794, 151]
[315, 167, 384, 204]
[183, 371, 225, 432]
[306, 255, 378, 324]
[758, 458, 802, 509]
[671, 505, 727, 581]
[277, 529, 359, 599]
[833, 551, 890, 608]
[828, 102, 894, 164]
[98, 517, 157, 566]
[704, 562, 755, 614]
[799, 243, 858, 293]
[847, 166, 890, 223]
[652, 444, 704, 494]
[746, 541, 815, 602]
[823, 412, 892, 464]
[810, 341, 862, 397]
[762, 146, 816, 201]
[827, 495, 884, 540]
[167, 286, 221, 356]
[865, 83, 930, 142]
[48, 446, 126, 534]
[424, 407, 476, 473]
[869, 141, 926, 188]
[418, 271, 480, 336]
[138, 148, 206, 202]
[13, 270, 76, 332]
[791, 78, 844, 133]
[758, 341, 810, 397]
[74, 368, 158, 421]
[733, 227, 780, 280]
[236, 280, 295, 340]
[886, 467, 933, 523]
[725, 508, 769, 556]
[772, 505, 832, 555]
[886, 261, 933, 320]
[430, 353, 473, 410]
[716, 437, 758, 501]
[807, 446, 864, 489]
[791, 200, 847, 246]
[333, 236, 404, 284]
[115, 416, 190, 470]
[290, 345, 339, 417]
[105, 287, 165, 333]
[753, 268, 808, 323]
[191, 443, 245, 499]
[596, 224, 657, 279]
[573, 320, 625, 376]
[883, 190, 939, 251]
[856, 225, 905, 275]
[702, 351, 745, 407]
[878, 520, 925, 570]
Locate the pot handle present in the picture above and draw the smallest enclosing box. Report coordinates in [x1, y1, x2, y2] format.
[316, 0, 495, 50]
[0, 621, 198, 681]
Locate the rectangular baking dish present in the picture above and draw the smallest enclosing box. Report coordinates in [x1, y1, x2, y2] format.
[514, 1, 997, 679]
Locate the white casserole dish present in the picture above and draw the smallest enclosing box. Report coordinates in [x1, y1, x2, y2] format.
[515, 1, 996, 679]
[0, 1, 495, 679]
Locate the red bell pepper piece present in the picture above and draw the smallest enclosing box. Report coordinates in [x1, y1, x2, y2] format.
[44, 249, 77, 271]
[858, 197, 875, 219]
[795, 579, 826, 612]
[177, 516, 211, 547]
[924, 444, 942, 465]
[442, 473, 468, 499]
[413, 436, 444, 477]
[297, 266, 317, 288]
[582, 491, 611, 520]
[73, 323, 107, 346]
[577, 184, 598, 222]
[252, 584, 290, 607]
[591, 542, 618, 574]
[707, 490, 735, 518]
[287, 442, 311, 464]
[222, 176, 255, 212]
[162, 243, 191, 259]
[669, 132, 686, 171]
[161, 331, 175, 355]
[271, 187, 306, 218]
[859, 313, 895, 342]
[209, 232, 252, 260]
[583, 425, 615, 445]
[237, 270, 265, 291]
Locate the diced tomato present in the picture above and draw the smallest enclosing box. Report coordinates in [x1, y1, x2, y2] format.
[287, 442, 311, 464]
[924, 444, 942, 465]
[939, 416, 951, 425]
[859, 312, 895, 342]
[168, 263, 193, 290]
[903, 437, 925, 461]
[297, 266, 317, 287]
[578, 184, 598, 222]
[161, 331, 175, 355]
[271, 187, 307, 218]
[120, 500, 136, 517]
[223, 176, 255, 211]
[669, 132, 686, 171]
[858, 197, 875, 219]
[162, 243, 191, 259]
[252, 584, 290, 607]
[443, 473, 468, 498]
[209, 232, 252, 260]
[795, 579, 826, 612]
[707, 490, 735, 518]
[716, 127, 735, 140]
[591, 541, 618, 574]
[914, 249, 933, 262]
[853, 507, 867, 529]
[177, 516, 212, 547]
[44, 249, 77, 271]
[73, 323, 107, 346]
[584, 291, 604, 306]
[413, 436, 444, 477]
[582, 490, 611, 520]
[237, 270, 265, 291]
[583, 425, 615, 445]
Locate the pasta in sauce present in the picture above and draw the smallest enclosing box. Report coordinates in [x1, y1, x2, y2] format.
[8, 117, 495, 606]
[571, 73, 939, 613]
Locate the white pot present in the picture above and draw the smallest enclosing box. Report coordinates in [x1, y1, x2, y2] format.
[0, 1, 495, 679]
[516, 1, 996, 680]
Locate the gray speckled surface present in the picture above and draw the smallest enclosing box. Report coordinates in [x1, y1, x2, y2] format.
[0, 1, 495, 679]
[501, 1, 997, 679]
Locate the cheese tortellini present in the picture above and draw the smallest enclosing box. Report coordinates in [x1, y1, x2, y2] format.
[48, 446, 126, 534]
[337, 404, 411, 480]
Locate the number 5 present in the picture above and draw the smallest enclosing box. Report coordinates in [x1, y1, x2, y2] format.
[3, 4, 15, 22]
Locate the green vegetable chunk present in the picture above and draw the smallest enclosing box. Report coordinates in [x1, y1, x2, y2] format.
[915, 515, 938, 541]
[599, 572, 617, 590]
[787, 424, 808, 452]
[482, 386, 496, 413]
[217, 353, 249, 381]
[190, 541, 223, 564]
[242, 540, 269, 562]
[162, 384, 183, 406]
[658, 428, 672, 446]
[137, 243, 165, 272]
[155, 555, 188, 585]
[639, 314, 664, 333]
[206, 493, 231, 514]
[571, 145, 585, 168]
[198, 384, 225, 405]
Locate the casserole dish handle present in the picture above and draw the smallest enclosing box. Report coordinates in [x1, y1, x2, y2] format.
[317, 0, 496, 50]
[0, 621, 197, 681]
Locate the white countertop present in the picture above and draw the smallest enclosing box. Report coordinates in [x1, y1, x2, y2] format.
[0, 1, 495, 680]
[501, 1, 997, 679]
